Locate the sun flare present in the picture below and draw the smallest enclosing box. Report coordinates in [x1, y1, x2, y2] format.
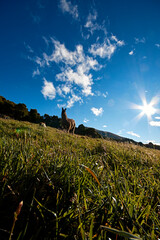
[130, 94, 160, 122]
[139, 102, 156, 118]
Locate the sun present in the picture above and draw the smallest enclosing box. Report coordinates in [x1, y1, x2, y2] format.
[130, 94, 160, 121]
[139, 102, 156, 118]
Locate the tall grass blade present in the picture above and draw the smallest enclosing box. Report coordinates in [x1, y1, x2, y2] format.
[100, 225, 142, 239]
[80, 164, 101, 186]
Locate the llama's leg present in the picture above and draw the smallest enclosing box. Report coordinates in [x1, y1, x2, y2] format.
[72, 125, 75, 134]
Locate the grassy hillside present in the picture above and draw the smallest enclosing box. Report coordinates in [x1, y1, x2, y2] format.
[0, 118, 160, 239]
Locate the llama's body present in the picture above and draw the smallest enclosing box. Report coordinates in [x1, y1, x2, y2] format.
[39, 122, 46, 128]
[61, 108, 75, 134]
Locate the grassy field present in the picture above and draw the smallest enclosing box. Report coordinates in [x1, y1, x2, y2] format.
[0, 118, 160, 239]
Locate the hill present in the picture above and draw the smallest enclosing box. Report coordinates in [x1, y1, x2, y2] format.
[0, 118, 160, 239]
[96, 129, 160, 150]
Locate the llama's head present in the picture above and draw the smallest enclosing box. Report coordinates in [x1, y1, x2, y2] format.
[61, 108, 67, 118]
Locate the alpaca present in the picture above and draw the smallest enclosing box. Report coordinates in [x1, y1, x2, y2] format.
[39, 122, 46, 128]
[61, 108, 75, 134]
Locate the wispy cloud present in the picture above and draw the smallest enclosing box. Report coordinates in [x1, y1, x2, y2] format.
[32, 68, 40, 77]
[135, 37, 146, 44]
[103, 92, 108, 98]
[108, 99, 115, 107]
[84, 118, 89, 123]
[127, 131, 140, 138]
[117, 129, 124, 135]
[155, 43, 160, 48]
[89, 36, 124, 59]
[41, 78, 56, 100]
[149, 121, 160, 127]
[111, 35, 125, 46]
[91, 107, 103, 116]
[66, 92, 82, 108]
[84, 10, 106, 36]
[95, 91, 108, 98]
[24, 42, 34, 53]
[37, 0, 45, 9]
[89, 41, 116, 59]
[35, 56, 45, 67]
[59, 0, 79, 19]
[103, 125, 107, 128]
[31, 13, 40, 24]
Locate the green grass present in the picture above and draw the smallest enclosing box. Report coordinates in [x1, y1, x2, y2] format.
[0, 118, 160, 239]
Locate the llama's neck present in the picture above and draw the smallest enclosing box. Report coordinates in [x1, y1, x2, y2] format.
[62, 113, 68, 120]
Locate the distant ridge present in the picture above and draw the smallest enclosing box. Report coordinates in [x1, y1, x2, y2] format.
[95, 129, 160, 150]
[96, 129, 126, 141]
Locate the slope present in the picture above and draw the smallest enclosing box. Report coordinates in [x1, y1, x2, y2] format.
[0, 118, 160, 239]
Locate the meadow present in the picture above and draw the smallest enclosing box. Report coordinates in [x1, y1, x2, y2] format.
[0, 118, 160, 239]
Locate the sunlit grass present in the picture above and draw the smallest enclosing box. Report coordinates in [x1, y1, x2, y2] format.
[0, 118, 160, 239]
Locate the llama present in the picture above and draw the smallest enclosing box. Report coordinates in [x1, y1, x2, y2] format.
[39, 122, 46, 128]
[61, 108, 75, 134]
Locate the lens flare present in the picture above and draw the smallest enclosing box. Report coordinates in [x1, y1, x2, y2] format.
[130, 94, 160, 122]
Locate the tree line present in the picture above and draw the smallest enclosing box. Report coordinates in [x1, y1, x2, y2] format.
[0, 96, 61, 128]
[0, 96, 102, 138]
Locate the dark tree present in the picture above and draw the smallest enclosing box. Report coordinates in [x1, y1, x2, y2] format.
[28, 109, 41, 123]
[15, 103, 29, 120]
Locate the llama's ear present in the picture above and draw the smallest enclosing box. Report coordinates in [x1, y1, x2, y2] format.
[62, 107, 63, 110]
[65, 108, 67, 111]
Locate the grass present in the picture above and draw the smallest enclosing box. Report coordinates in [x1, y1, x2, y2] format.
[0, 118, 160, 239]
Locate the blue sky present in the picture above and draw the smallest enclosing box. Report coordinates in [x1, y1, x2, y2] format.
[1, 0, 160, 144]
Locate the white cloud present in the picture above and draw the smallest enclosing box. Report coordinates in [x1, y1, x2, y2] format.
[56, 67, 93, 96]
[89, 41, 116, 59]
[56, 84, 71, 97]
[67, 93, 82, 108]
[129, 50, 134, 55]
[62, 84, 71, 94]
[102, 91, 108, 98]
[111, 35, 125, 46]
[95, 91, 108, 98]
[43, 39, 81, 66]
[35, 56, 45, 67]
[149, 121, 160, 127]
[57, 103, 66, 109]
[32, 68, 40, 77]
[155, 116, 160, 120]
[59, 0, 78, 19]
[84, 10, 107, 36]
[127, 131, 140, 138]
[85, 11, 97, 28]
[91, 107, 103, 116]
[89, 36, 124, 59]
[155, 44, 160, 48]
[135, 37, 145, 44]
[41, 78, 56, 100]
[83, 118, 89, 123]
[146, 140, 160, 145]
[103, 125, 107, 128]
[39, 39, 102, 97]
